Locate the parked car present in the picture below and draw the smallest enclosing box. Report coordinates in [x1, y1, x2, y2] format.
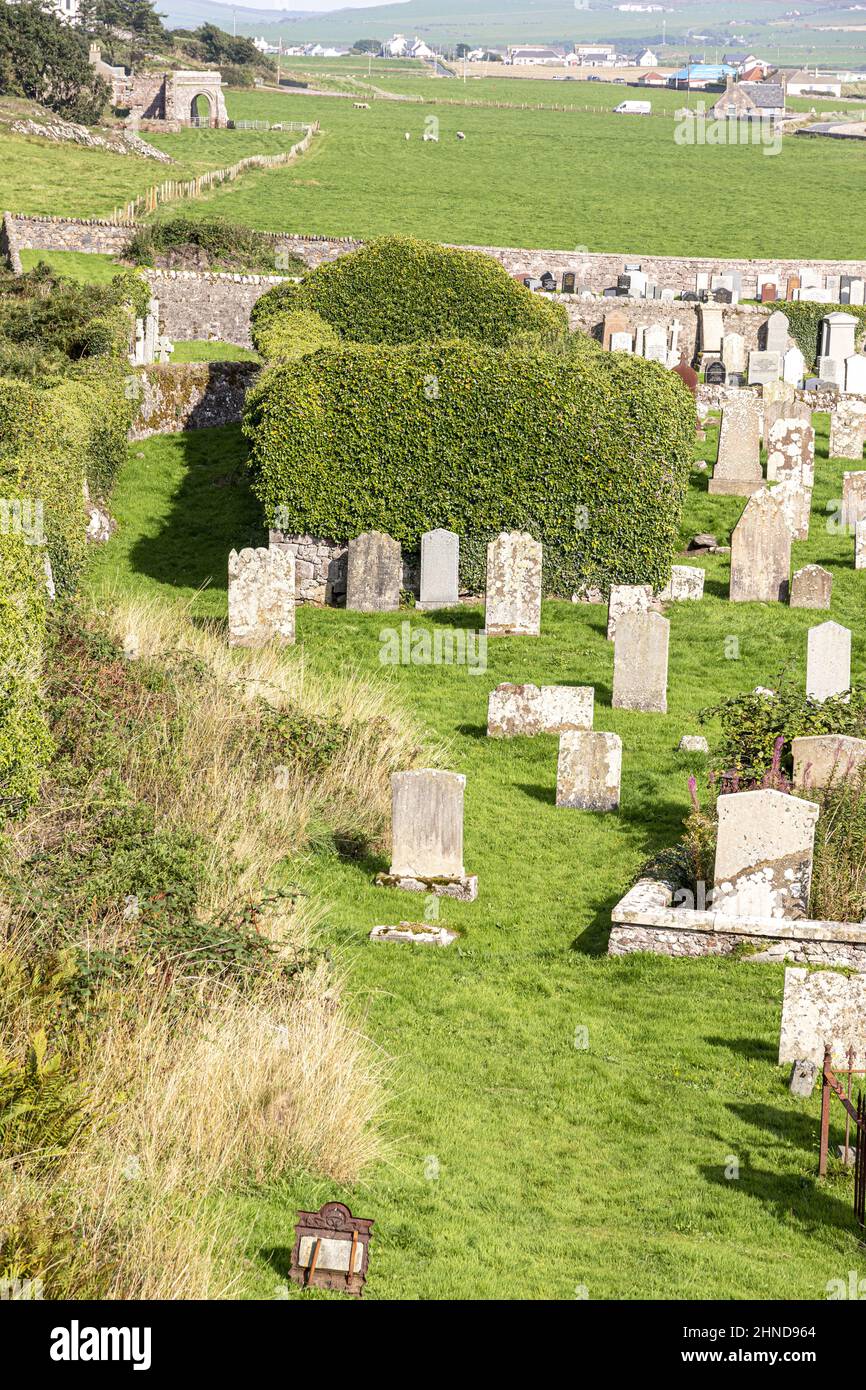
[614, 100, 652, 115]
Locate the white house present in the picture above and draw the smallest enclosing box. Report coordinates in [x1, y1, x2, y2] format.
[574, 44, 617, 66]
[507, 46, 565, 66]
[385, 34, 409, 57]
[785, 69, 843, 99]
[637, 48, 658, 67]
[13, 0, 81, 21]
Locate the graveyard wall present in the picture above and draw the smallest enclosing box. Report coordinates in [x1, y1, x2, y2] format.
[6, 213, 136, 258]
[608, 922, 866, 969]
[269, 531, 420, 606]
[130, 360, 259, 438]
[144, 269, 287, 347]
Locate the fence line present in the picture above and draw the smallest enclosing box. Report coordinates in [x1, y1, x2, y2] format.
[108, 122, 320, 224]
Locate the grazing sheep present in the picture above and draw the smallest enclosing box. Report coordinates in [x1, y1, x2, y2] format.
[456, 131, 466, 140]
[404, 132, 411, 140]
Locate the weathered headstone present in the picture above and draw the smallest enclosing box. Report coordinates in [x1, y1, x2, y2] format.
[806, 620, 851, 702]
[771, 476, 812, 543]
[722, 331, 746, 376]
[763, 309, 790, 356]
[842, 470, 866, 530]
[790, 564, 832, 609]
[698, 303, 724, 355]
[747, 351, 781, 386]
[705, 361, 726, 386]
[642, 323, 667, 364]
[830, 402, 866, 460]
[709, 398, 762, 495]
[729, 489, 791, 603]
[782, 346, 806, 387]
[419, 529, 459, 610]
[612, 610, 669, 714]
[658, 565, 705, 602]
[602, 309, 630, 351]
[820, 311, 858, 363]
[713, 788, 819, 919]
[487, 683, 593, 737]
[607, 583, 652, 640]
[376, 769, 477, 900]
[856, 517, 866, 570]
[610, 331, 633, 353]
[346, 531, 402, 612]
[228, 547, 296, 647]
[485, 532, 542, 636]
[845, 354, 866, 395]
[779, 968, 866, 1068]
[766, 418, 815, 487]
[556, 731, 622, 812]
[678, 734, 708, 754]
[792, 734, 866, 789]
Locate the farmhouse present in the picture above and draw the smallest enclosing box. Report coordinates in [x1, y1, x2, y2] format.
[506, 46, 565, 66]
[574, 44, 617, 67]
[785, 69, 843, 98]
[711, 78, 787, 120]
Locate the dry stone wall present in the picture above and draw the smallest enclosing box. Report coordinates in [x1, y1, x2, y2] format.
[130, 361, 259, 438]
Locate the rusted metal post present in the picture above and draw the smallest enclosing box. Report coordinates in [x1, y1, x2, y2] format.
[819, 1044, 832, 1177]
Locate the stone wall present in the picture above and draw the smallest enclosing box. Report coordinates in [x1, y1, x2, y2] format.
[130, 361, 259, 438]
[270, 530, 420, 606]
[6, 213, 135, 258]
[144, 269, 287, 347]
[566, 297, 770, 359]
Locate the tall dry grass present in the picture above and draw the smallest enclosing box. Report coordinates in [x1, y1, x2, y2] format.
[1, 594, 431, 1298]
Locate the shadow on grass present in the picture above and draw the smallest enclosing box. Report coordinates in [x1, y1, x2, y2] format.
[727, 1101, 818, 1153]
[700, 1161, 856, 1235]
[129, 424, 266, 594]
[456, 722, 488, 739]
[424, 607, 485, 630]
[705, 1035, 778, 1065]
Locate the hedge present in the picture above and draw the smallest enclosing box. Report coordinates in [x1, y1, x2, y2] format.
[0, 531, 52, 816]
[250, 236, 569, 348]
[783, 302, 866, 370]
[243, 339, 694, 597]
[250, 308, 340, 363]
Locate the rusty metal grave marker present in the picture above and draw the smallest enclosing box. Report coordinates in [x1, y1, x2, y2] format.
[289, 1202, 373, 1297]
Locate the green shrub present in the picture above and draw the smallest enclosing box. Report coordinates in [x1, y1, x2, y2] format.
[0, 533, 52, 817]
[810, 767, 866, 922]
[251, 309, 340, 363]
[783, 302, 866, 370]
[0, 1030, 92, 1171]
[700, 679, 866, 780]
[244, 339, 694, 596]
[252, 235, 569, 347]
[126, 217, 304, 275]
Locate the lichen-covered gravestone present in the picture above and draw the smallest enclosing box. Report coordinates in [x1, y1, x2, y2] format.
[419, 529, 459, 610]
[830, 402, 866, 460]
[658, 566, 704, 602]
[606, 583, 653, 640]
[612, 610, 669, 714]
[346, 531, 402, 612]
[708, 399, 763, 496]
[487, 683, 593, 737]
[228, 547, 295, 648]
[789, 564, 832, 610]
[484, 532, 542, 637]
[856, 518, 866, 570]
[779, 968, 866, 1068]
[806, 620, 851, 702]
[713, 788, 819, 919]
[842, 471, 866, 532]
[375, 769, 477, 900]
[556, 731, 622, 811]
[729, 489, 791, 602]
[792, 733, 866, 789]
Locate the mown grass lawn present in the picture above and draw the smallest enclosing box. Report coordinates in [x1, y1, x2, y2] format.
[85, 413, 866, 1299]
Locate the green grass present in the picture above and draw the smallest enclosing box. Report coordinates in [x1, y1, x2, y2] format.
[17, 249, 126, 283]
[158, 86, 866, 259]
[169, 340, 260, 363]
[84, 412, 866, 1299]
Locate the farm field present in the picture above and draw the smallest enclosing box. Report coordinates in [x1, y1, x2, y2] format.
[156, 84, 866, 260]
[84, 412, 866, 1299]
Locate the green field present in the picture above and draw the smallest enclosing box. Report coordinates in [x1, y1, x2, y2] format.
[84, 413, 866, 1298]
[160, 84, 866, 259]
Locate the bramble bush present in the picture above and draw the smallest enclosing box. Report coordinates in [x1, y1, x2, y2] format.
[700, 678, 866, 781]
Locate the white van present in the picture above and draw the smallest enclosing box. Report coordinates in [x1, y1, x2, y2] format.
[614, 100, 651, 115]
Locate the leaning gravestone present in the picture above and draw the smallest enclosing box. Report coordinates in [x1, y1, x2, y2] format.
[713, 788, 819, 919]
[487, 683, 593, 737]
[346, 531, 402, 612]
[376, 769, 477, 901]
[729, 489, 791, 602]
[556, 731, 622, 811]
[779, 968, 866, 1068]
[419, 529, 459, 610]
[612, 611, 669, 714]
[485, 532, 542, 636]
[607, 583, 652, 640]
[790, 564, 832, 610]
[709, 398, 763, 496]
[792, 733, 866, 789]
[806, 620, 851, 702]
[228, 547, 296, 648]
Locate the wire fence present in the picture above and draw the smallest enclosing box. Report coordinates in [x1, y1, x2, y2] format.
[108, 123, 320, 224]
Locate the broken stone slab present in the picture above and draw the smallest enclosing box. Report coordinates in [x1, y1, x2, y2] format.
[658, 565, 705, 602]
[790, 564, 832, 610]
[556, 731, 622, 811]
[486, 683, 594, 737]
[792, 733, 866, 789]
[373, 871, 478, 902]
[713, 788, 819, 919]
[606, 583, 653, 640]
[688, 533, 718, 552]
[678, 735, 709, 754]
[789, 1059, 818, 1098]
[779, 966, 866, 1068]
[369, 922, 459, 947]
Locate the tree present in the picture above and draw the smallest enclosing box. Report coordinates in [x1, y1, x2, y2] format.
[354, 39, 381, 54]
[455, 43, 471, 58]
[0, 2, 108, 123]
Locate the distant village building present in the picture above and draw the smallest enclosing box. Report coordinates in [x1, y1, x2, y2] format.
[711, 77, 787, 120]
[668, 63, 738, 90]
[384, 34, 435, 60]
[637, 70, 668, 87]
[637, 49, 658, 67]
[785, 69, 843, 99]
[506, 46, 565, 66]
[89, 45, 228, 127]
[574, 44, 617, 66]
